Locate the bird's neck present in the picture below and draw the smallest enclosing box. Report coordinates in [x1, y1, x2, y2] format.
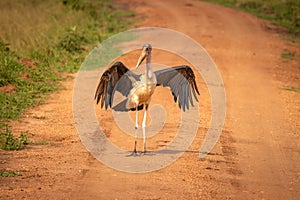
[146, 54, 152, 81]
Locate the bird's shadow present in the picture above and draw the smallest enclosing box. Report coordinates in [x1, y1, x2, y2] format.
[121, 149, 209, 157]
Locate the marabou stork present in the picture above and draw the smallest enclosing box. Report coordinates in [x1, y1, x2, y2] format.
[95, 44, 200, 156]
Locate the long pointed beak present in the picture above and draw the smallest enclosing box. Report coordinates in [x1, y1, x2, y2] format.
[135, 49, 147, 69]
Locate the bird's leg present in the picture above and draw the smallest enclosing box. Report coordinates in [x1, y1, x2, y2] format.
[128, 107, 139, 157]
[127, 106, 139, 157]
[134, 107, 139, 153]
[141, 104, 148, 156]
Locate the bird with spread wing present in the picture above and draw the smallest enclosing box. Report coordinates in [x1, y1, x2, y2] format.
[95, 44, 200, 156]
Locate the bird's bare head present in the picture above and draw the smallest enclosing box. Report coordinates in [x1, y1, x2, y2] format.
[143, 44, 152, 51]
[136, 44, 152, 68]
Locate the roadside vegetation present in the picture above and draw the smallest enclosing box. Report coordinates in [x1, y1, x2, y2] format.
[0, 0, 134, 150]
[204, 0, 300, 40]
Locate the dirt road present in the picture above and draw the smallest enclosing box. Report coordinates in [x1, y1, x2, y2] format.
[1, 0, 299, 199]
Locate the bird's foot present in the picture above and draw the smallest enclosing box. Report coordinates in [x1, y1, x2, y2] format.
[127, 150, 138, 157]
[140, 151, 155, 156]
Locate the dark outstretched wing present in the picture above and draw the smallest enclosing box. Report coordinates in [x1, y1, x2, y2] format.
[94, 61, 139, 109]
[154, 65, 200, 111]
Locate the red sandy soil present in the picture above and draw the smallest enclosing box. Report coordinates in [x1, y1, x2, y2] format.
[1, 0, 299, 199]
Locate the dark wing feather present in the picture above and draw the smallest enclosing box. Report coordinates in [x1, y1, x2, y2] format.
[95, 61, 138, 109]
[154, 65, 200, 111]
[113, 70, 140, 98]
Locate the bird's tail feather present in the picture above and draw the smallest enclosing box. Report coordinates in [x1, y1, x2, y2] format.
[112, 99, 129, 112]
[112, 99, 144, 112]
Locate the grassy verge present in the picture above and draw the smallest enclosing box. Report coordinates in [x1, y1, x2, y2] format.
[204, 0, 300, 40]
[0, 0, 135, 150]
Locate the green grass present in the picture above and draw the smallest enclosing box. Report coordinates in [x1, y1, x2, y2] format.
[204, 0, 300, 40]
[281, 87, 300, 93]
[281, 49, 296, 59]
[0, 171, 21, 177]
[30, 141, 49, 145]
[0, 124, 29, 150]
[0, 0, 135, 150]
[0, 124, 49, 150]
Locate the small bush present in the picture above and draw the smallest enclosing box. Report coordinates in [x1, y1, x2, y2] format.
[0, 39, 10, 52]
[0, 124, 29, 150]
[0, 41, 24, 87]
[62, 0, 86, 11]
[239, 1, 262, 10]
[56, 26, 88, 53]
